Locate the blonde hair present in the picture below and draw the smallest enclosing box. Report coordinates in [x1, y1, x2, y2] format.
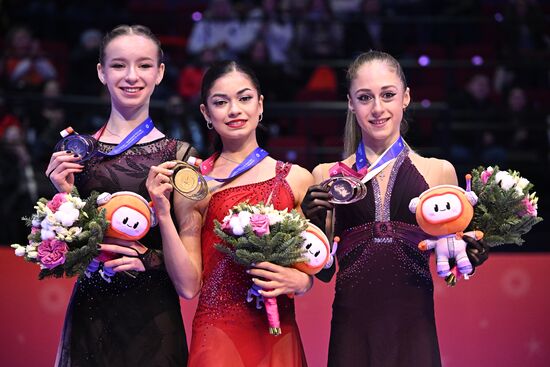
[343, 51, 409, 157]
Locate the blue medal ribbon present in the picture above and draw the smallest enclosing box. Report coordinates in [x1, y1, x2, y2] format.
[203, 147, 269, 183]
[357, 136, 406, 183]
[96, 117, 155, 157]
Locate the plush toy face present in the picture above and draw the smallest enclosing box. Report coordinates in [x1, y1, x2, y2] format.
[110, 206, 149, 239]
[99, 192, 153, 241]
[415, 186, 474, 237]
[294, 224, 330, 275]
[422, 192, 463, 224]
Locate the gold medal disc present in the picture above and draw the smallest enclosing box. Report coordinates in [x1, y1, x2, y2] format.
[173, 167, 199, 193]
[171, 161, 208, 201]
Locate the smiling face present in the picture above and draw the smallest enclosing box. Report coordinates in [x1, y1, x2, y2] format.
[97, 34, 164, 113]
[421, 192, 463, 224]
[415, 186, 474, 236]
[348, 60, 410, 147]
[294, 225, 330, 274]
[200, 70, 263, 144]
[110, 206, 149, 239]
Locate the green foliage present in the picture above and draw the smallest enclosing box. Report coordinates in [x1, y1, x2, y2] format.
[213, 205, 308, 267]
[28, 190, 109, 279]
[468, 166, 543, 247]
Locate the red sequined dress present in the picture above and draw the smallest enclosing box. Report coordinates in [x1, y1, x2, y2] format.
[188, 161, 308, 367]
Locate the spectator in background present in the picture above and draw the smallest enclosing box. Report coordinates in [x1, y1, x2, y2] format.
[500, 0, 549, 59]
[246, 0, 296, 67]
[0, 96, 36, 244]
[295, 0, 344, 60]
[502, 86, 545, 160]
[67, 28, 103, 96]
[0, 25, 57, 93]
[496, 0, 549, 89]
[177, 48, 219, 104]
[28, 79, 67, 165]
[161, 94, 207, 156]
[343, 0, 393, 56]
[450, 73, 503, 165]
[187, 0, 255, 60]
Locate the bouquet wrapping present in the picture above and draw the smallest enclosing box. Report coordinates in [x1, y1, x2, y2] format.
[214, 202, 309, 335]
[468, 166, 543, 247]
[11, 190, 108, 279]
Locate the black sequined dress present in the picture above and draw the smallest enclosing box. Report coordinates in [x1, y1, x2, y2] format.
[328, 149, 441, 367]
[55, 138, 188, 367]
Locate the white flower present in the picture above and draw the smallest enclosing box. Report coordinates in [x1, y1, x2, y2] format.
[41, 227, 56, 240]
[229, 216, 245, 236]
[42, 213, 57, 228]
[27, 250, 38, 259]
[516, 177, 529, 191]
[32, 217, 42, 227]
[237, 211, 252, 228]
[67, 194, 86, 209]
[68, 226, 82, 238]
[495, 171, 515, 191]
[267, 212, 282, 225]
[11, 244, 26, 256]
[55, 201, 80, 227]
[35, 201, 48, 216]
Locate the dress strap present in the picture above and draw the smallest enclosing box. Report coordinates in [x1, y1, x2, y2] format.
[275, 161, 292, 179]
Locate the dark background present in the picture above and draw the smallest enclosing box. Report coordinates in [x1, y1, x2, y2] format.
[0, 0, 548, 250]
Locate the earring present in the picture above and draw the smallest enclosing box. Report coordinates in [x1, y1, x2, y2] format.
[258, 113, 263, 122]
[206, 120, 213, 130]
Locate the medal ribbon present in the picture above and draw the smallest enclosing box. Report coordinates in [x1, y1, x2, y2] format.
[328, 136, 405, 183]
[94, 117, 154, 157]
[200, 147, 269, 182]
[359, 136, 405, 183]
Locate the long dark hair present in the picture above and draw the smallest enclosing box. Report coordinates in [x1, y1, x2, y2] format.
[200, 61, 267, 153]
[99, 24, 164, 66]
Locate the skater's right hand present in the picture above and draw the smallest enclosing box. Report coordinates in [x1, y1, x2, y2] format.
[300, 184, 334, 232]
[45, 150, 84, 193]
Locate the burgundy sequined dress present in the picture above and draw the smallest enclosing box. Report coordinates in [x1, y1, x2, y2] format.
[188, 161, 308, 367]
[328, 149, 441, 367]
[55, 138, 188, 367]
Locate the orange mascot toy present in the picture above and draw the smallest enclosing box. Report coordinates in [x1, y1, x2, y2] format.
[408, 175, 483, 285]
[85, 191, 156, 282]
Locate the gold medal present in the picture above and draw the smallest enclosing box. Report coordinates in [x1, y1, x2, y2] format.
[171, 161, 208, 201]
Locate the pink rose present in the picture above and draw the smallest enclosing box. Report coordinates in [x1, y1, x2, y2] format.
[519, 197, 538, 217]
[250, 214, 270, 237]
[47, 193, 68, 212]
[37, 239, 68, 269]
[480, 168, 493, 184]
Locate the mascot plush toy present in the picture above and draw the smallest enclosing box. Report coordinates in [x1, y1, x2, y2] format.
[294, 223, 339, 275]
[408, 175, 483, 286]
[85, 191, 156, 282]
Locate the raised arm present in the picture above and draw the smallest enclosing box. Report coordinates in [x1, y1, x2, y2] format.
[147, 162, 203, 299]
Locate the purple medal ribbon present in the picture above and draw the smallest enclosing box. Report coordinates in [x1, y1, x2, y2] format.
[96, 117, 154, 157]
[203, 147, 269, 183]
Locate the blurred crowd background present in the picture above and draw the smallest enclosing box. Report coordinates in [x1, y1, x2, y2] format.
[0, 0, 548, 248]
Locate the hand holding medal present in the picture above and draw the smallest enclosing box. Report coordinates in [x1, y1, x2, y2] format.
[54, 127, 98, 163]
[170, 157, 208, 201]
[320, 176, 367, 204]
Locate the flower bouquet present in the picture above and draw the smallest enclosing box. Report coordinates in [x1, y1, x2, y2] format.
[468, 166, 543, 247]
[214, 202, 309, 336]
[11, 190, 108, 279]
